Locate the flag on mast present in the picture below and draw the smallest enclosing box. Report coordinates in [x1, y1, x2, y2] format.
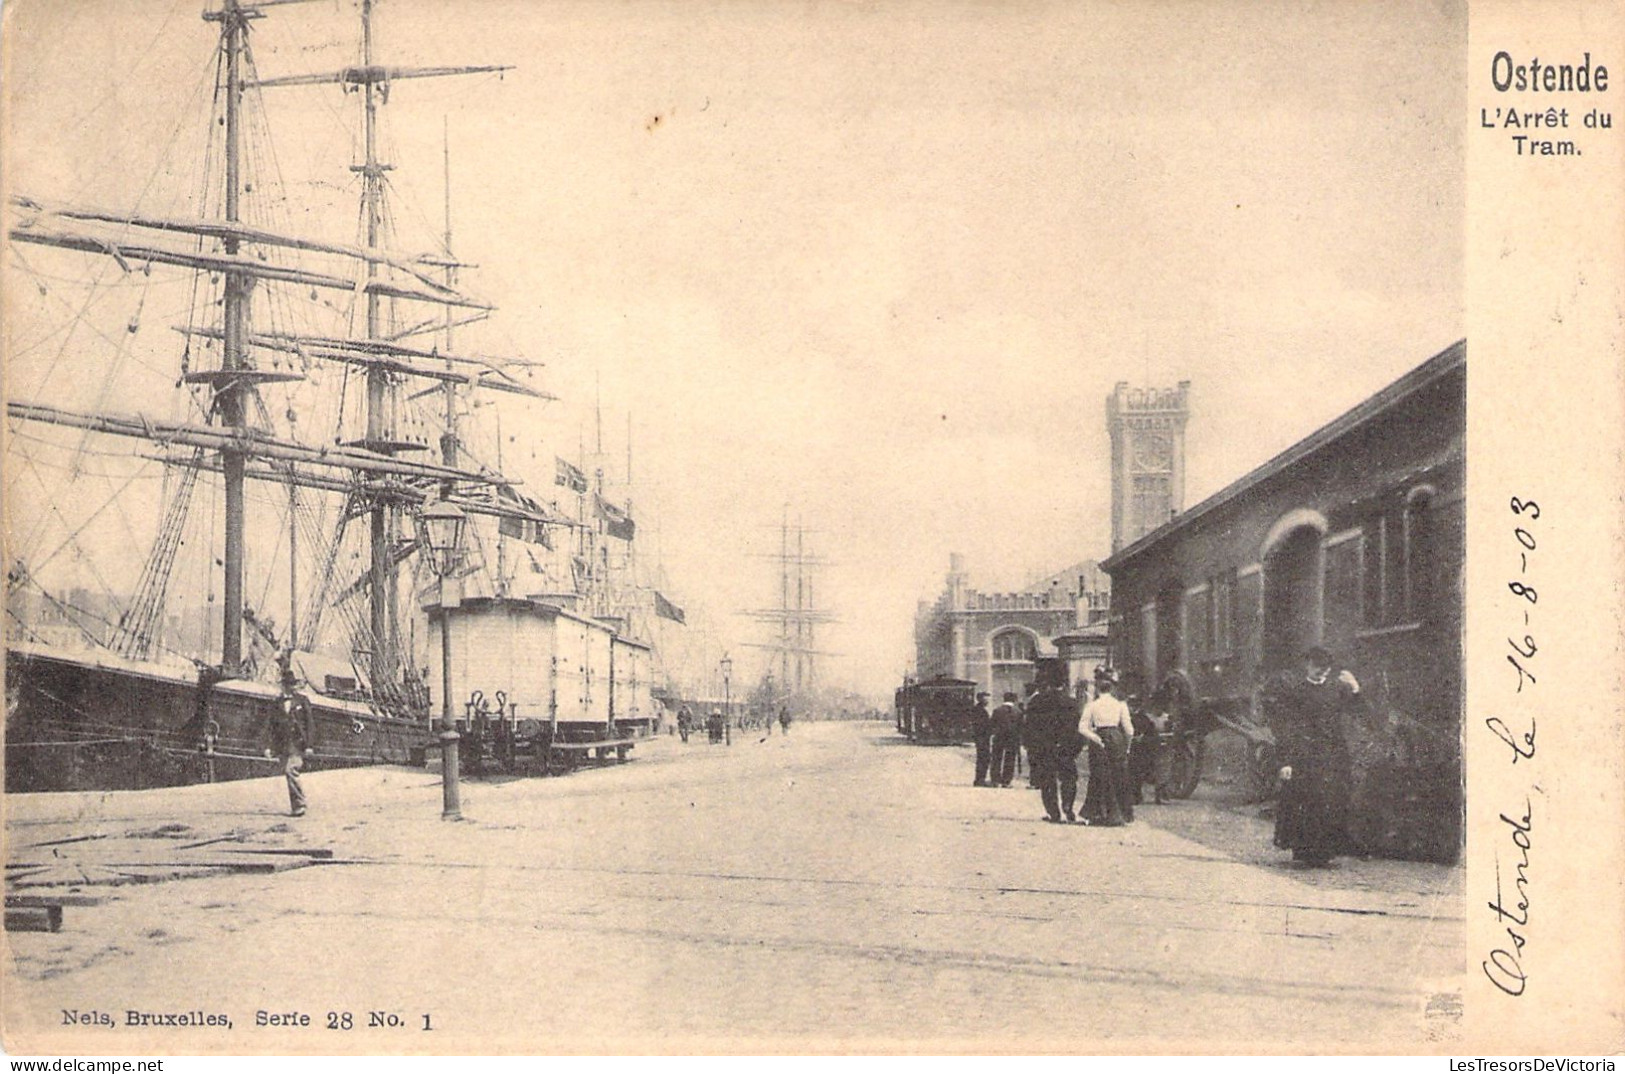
[595, 495, 635, 541]
[654, 591, 686, 624]
[498, 515, 554, 549]
[555, 456, 589, 493]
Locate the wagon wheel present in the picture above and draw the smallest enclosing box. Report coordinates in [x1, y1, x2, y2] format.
[1153, 672, 1204, 800]
[1169, 736, 1205, 799]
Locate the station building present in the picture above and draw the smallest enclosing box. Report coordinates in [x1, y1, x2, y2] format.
[1101, 340, 1465, 862]
[914, 555, 1111, 701]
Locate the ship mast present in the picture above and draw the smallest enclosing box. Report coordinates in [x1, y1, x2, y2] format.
[442, 120, 455, 474]
[740, 512, 838, 701]
[213, 0, 251, 669]
[440, 122, 459, 496]
[293, 0, 512, 703]
[359, 0, 400, 698]
[7, 0, 537, 695]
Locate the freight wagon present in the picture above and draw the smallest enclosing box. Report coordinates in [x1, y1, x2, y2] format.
[426, 596, 655, 774]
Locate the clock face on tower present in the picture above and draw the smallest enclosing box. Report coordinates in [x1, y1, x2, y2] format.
[1134, 433, 1173, 471]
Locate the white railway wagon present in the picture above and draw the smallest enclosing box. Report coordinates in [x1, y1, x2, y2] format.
[609, 634, 653, 729]
[426, 596, 654, 734]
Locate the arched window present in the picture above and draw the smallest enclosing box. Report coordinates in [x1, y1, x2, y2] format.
[991, 630, 1037, 662]
[1405, 486, 1435, 622]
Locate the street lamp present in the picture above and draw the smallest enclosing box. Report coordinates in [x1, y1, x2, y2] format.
[421, 497, 467, 820]
[720, 653, 733, 746]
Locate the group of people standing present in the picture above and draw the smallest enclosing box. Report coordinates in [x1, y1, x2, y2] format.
[970, 693, 1023, 788]
[967, 646, 1362, 862]
[675, 705, 730, 744]
[968, 662, 1143, 827]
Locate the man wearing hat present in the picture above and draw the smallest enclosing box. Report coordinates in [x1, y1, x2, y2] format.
[266, 664, 315, 817]
[970, 692, 994, 786]
[1025, 658, 1082, 823]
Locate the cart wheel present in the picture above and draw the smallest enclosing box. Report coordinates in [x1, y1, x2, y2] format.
[1163, 737, 1202, 799]
[1151, 672, 1203, 799]
[1177, 736, 1205, 798]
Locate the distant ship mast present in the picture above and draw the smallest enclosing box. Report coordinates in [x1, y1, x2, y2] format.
[742, 509, 837, 698]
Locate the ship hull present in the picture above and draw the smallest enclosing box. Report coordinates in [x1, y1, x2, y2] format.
[5, 645, 434, 793]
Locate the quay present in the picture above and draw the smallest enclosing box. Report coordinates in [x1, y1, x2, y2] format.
[3, 722, 1462, 1052]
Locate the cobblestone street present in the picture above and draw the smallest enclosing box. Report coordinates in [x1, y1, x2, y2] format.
[3, 722, 1463, 1052]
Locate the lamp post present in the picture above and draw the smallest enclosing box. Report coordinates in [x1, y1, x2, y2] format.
[720, 653, 732, 746]
[421, 497, 467, 820]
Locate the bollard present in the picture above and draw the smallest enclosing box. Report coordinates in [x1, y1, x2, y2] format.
[440, 728, 462, 820]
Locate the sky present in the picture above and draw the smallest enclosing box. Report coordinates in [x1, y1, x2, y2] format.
[2, 0, 1465, 702]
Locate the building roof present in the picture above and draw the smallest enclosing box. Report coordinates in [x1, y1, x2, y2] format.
[1102, 339, 1465, 574]
[1020, 559, 1110, 596]
[1053, 623, 1110, 643]
[432, 595, 653, 649]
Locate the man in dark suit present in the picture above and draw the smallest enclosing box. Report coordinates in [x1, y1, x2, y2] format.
[1025, 659, 1081, 823]
[971, 692, 994, 786]
[267, 670, 315, 817]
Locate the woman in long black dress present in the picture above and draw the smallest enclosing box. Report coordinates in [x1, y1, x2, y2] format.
[1269, 647, 1359, 865]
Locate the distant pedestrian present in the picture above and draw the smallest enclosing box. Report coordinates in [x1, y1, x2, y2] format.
[1080, 670, 1134, 826]
[677, 705, 693, 743]
[1268, 647, 1359, 866]
[970, 692, 994, 786]
[1025, 661, 1081, 823]
[707, 709, 725, 744]
[266, 670, 314, 817]
[990, 692, 1021, 787]
[778, 706, 791, 734]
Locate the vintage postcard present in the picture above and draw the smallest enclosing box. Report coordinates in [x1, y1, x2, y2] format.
[1, 0, 1620, 1057]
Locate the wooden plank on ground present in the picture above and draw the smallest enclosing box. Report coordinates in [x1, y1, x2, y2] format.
[10, 864, 226, 888]
[5, 906, 62, 932]
[21, 833, 110, 850]
[4, 868, 52, 883]
[6, 893, 107, 908]
[177, 835, 245, 851]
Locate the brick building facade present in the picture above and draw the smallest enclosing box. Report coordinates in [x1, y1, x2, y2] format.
[1101, 341, 1465, 862]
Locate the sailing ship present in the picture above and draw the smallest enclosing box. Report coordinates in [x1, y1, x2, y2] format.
[2, 0, 616, 791]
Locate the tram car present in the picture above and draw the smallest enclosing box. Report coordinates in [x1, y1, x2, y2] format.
[426, 596, 655, 775]
[1101, 342, 1465, 862]
[894, 675, 978, 745]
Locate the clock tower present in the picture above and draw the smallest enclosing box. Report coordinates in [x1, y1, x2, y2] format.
[1107, 380, 1190, 552]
